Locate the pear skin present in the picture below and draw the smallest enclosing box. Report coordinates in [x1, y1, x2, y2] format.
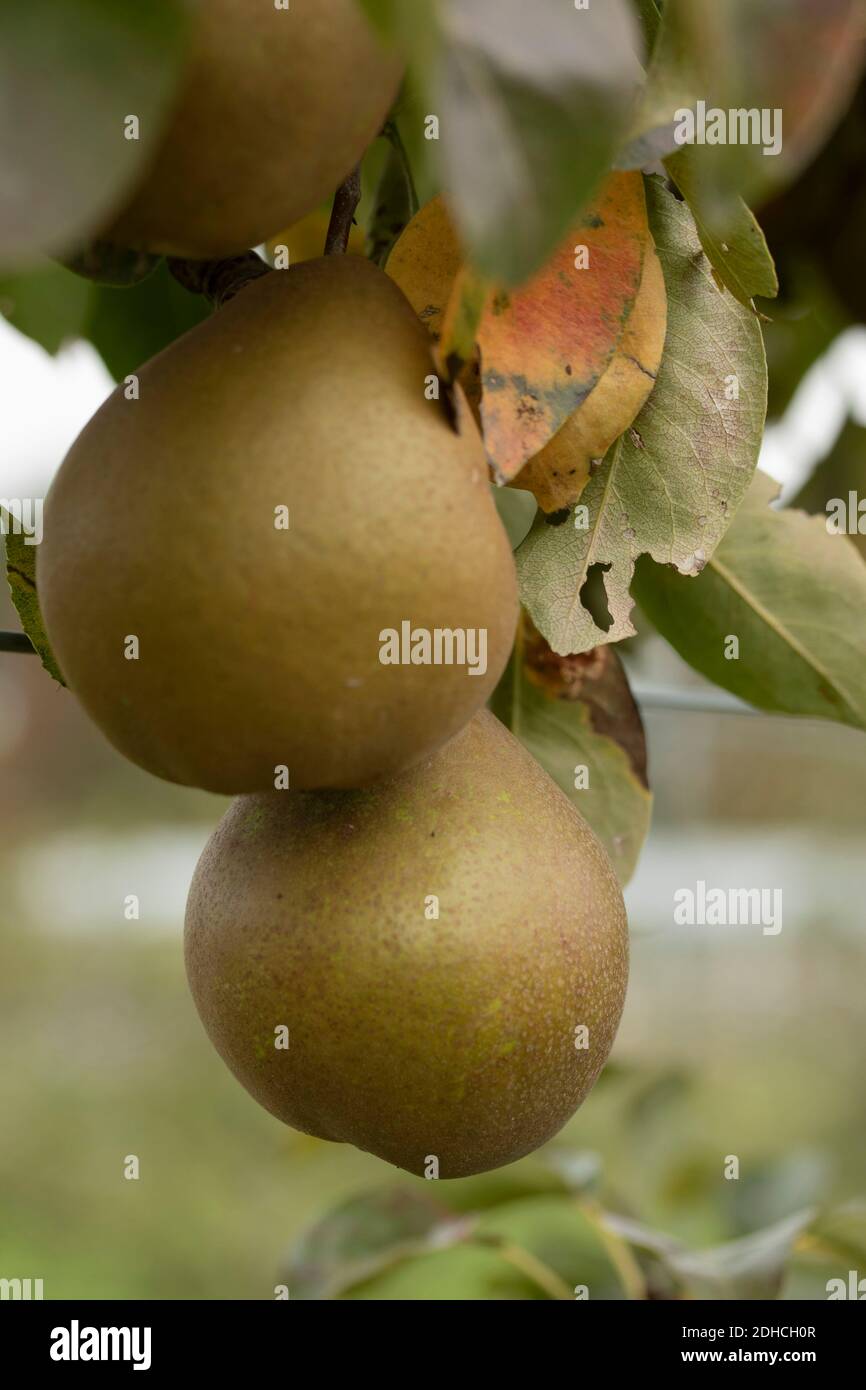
[104, 0, 402, 258]
[38, 258, 519, 793]
[184, 710, 629, 1178]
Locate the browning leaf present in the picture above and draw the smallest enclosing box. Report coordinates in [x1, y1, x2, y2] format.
[516, 177, 767, 656]
[513, 244, 667, 512]
[387, 174, 653, 480]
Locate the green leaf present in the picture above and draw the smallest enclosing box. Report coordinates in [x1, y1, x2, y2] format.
[344, 1242, 544, 1300]
[0, 261, 94, 354]
[61, 241, 162, 288]
[806, 1200, 866, 1269]
[516, 177, 767, 655]
[0, 252, 205, 374]
[618, 0, 698, 169]
[365, 122, 419, 269]
[632, 470, 866, 732]
[493, 486, 538, 551]
[476, 1196, 625, 1299]
[791, 417, 866, 565]
[0, 0, 190, 265]
[2, 514, 65, 684]
[355, 0, 416, 40]
[281, 1186, 459, 1300]
[84, 260, 210, 381]
[668, 1210, 817, 1300]
[490, 615, 651, 886]
[731, 1152, 830, 1234]
[434, 0, 643, 285]
[435, 1160, 574, 1214]
[665, 148, 778, 307]
[346, 1195, 622, 1301]
[607, 1207, 815, 1299]
[633, 0, 661, 50]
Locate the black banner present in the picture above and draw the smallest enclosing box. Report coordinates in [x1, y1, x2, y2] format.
[1, 1298, 861, 1373]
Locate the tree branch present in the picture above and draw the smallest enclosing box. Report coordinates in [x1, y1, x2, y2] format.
[325, 164, 362, 255]
[0, 631, 35, 654]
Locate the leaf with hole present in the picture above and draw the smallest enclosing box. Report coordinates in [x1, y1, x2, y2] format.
[515, 177, 767, 655]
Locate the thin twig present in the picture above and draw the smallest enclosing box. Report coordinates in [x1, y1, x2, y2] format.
[0, 631, 35, 653]
[324, 164, 362, 255]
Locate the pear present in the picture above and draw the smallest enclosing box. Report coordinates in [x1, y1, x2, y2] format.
[103, 0, 402, 259]
[38, 257, 518, 793]
[184, 710, 629, 1178]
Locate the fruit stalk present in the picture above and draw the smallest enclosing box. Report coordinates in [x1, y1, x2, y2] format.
[165, 160, 366, 308]
[167, 251, 272, 308]
[324, 164, 362, 256]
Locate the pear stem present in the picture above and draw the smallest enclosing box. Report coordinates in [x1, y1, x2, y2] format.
[167, 251, 272, 308]
[164, 161, 362, 303]
[324, 164, 362, 255]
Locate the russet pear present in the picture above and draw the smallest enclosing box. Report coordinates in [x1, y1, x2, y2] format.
[103, 0, 402, 258]
[184, 710, 629, 1178]
[38, 257, 519, 793]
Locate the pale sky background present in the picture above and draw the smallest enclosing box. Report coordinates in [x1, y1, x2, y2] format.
[2, 314, 866, 504]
